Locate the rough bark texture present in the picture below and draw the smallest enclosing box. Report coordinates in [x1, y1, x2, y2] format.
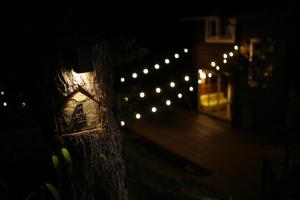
[51, 42, 127, 200]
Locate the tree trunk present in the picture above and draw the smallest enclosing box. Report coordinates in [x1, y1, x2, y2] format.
[49, 42, 127, 200]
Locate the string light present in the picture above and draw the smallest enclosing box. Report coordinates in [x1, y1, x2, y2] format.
[184, 48, 188, 53]
[229, 52, 234, 57]
[132, 73, 138, 79]
[155, 87, 161, 93]
[139, 92, 145, 98]
[198, 69, 202, 74]
[216, 66, 220, 70]
[184, 75, 190, 82]
[177, 93, 182, 98]
[3, 102, 7, 107]
[166, 100, 171, 106]
[208, 73, 212, 78]
[143, 68, 149, 74]
[22, 102, 26, 107]
[135, 113, 141, 119]
[234, 45, 239, 50]
[211, 61, 216, 67]
[120, 121, 125, 126]
[124, 97, 129, 102]
[0, 91, 4, 95]
[120, 77, 125, 82]
[170, 82, 176, 88]
[223, 54, 228, 59]
[174, 53, 179, 59]
[223, 59, 227, 64]
[198, 79, 202, 84]
[165, 59, 170, 64]
[154, 64, 160, 69]
[189, 86, 194, 91]
[151, 107, 157, 113]
[200, 72, 206, 79]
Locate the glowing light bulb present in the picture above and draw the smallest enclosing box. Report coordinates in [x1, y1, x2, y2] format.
[143, 68, 149, 74]
[234, 45, 239, 50]
[223, 59, 227, 64]
[184, 75, 190, 81]
[151, 107, 157, 113]
[198, 69, 202, 74]
[120, 121, 125, 126]
[135, 113, 141, 119]
[177, 93, 182, 98]
[124, 97, 129, 102]
[198, 79, 202, 84]
[132, 73, 138, 79]
[189, 86, 194, 91]
[170, 82, 175, 88]
[155, 87, 161, 93]
[208, 73, 212, 78]
[0, 91, 4, 95]
[165, 59, 170, 64]
[200, 72, 206, 79]
[174, 53, 179, 59]
[166, 100, 171, 106]
[229, 52, 234, 57]
[22, 102, 26, 107]
[184, 48, 188, 53]
[3, 102, 7, 107]
[139, 92, 145, 98]
[120, 77, 125, 82]
[216, 66, 220, 70]
[223, 53, 228, 59]
[154, 64, 160, 69]
[211, 61, 216, 67]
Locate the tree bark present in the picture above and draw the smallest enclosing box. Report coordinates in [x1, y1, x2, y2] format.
[49, 41, 127, 200]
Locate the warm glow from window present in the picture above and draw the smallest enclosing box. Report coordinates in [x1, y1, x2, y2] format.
[184, 48, 188, 53]
[155, 87, 161, 93]
[166, 100, 171, 106]
[151, 107, 157, 112]
[135, 113, 141, 119]
[132, 73, 138, 79]
[174, 53, 179, 58]
[170, 82, 175, 88]
[165, 59, 170, 64]
[154, 64, 160, 69]
[120, 77, 125, 82]
[178, 93, 182, 98]
[120, 121, 125, 126]
[189, 86, 194, 91]
[143, 68, 149, 74]
[184, 75, 190, 81]
[139, 92, 145, 98]
[211, 61, 216, 67]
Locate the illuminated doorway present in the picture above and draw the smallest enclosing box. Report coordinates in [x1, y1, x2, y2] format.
[198, 70, 232, 121]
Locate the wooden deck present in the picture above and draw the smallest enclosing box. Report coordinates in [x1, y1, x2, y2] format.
[128, 108, 284, 199]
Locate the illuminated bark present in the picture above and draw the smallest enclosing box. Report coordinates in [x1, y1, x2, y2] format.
[51, 42, 127, 200]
